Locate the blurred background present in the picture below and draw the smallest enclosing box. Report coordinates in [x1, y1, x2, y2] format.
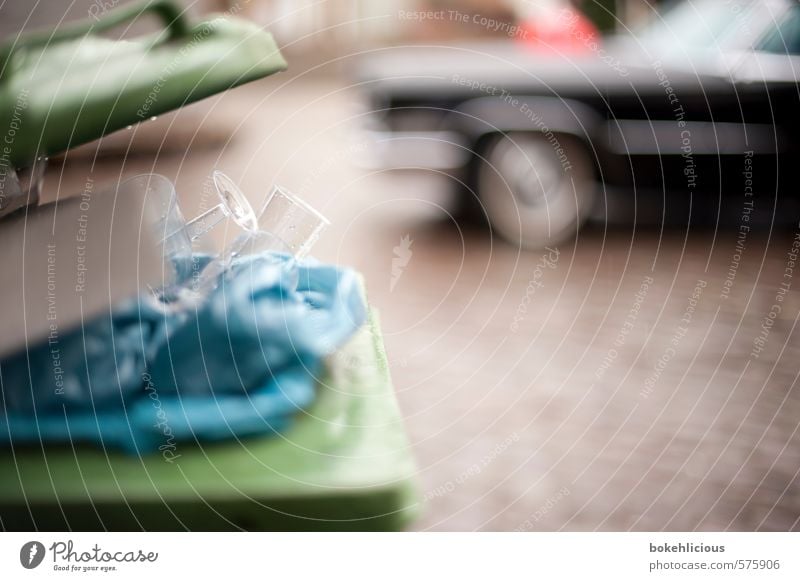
[2, 0, 799, 530]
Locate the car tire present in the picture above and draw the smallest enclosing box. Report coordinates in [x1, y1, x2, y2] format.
[477, 132, 596, 249]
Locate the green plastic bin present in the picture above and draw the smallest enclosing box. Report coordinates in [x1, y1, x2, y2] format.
[0, 0, 287, 169]
[0, 311, 419, 531]
[0, 0, 419, 530]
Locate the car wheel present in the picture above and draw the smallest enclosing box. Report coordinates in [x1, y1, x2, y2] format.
[477, 132, 596, 249]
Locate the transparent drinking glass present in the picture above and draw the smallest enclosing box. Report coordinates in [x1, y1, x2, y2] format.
[120, 173, 191, 292]
[124, 172, 260, 299]
[219, 182, 330, 269]
[126, 171, 329, 302]
[179, 171, 259, 242]
[189, 178, 330, 293]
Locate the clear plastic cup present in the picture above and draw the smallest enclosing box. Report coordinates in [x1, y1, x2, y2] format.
[254, 185, 330, 259]
[128, 171, 330, 301]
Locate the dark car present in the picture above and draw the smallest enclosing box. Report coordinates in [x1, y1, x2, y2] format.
[356, 0, 800, 248]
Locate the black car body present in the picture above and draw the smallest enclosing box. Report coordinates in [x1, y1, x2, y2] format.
[356, 0, 800, 247]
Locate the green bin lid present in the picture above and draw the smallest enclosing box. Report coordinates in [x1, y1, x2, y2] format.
[0, 0, 287, 169]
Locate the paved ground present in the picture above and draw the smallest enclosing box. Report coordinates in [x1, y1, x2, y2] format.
[50, 76, 800, 531]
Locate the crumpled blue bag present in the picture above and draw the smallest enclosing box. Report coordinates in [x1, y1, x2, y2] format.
[0, 253, 366, 454]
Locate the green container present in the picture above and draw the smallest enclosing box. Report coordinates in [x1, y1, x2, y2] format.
[0, 311, 419, 531]
[0, 0, 287, 169]
[0, 1, 419, 530]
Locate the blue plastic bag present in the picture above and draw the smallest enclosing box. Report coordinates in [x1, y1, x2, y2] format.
[0, 253, 366, 454]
